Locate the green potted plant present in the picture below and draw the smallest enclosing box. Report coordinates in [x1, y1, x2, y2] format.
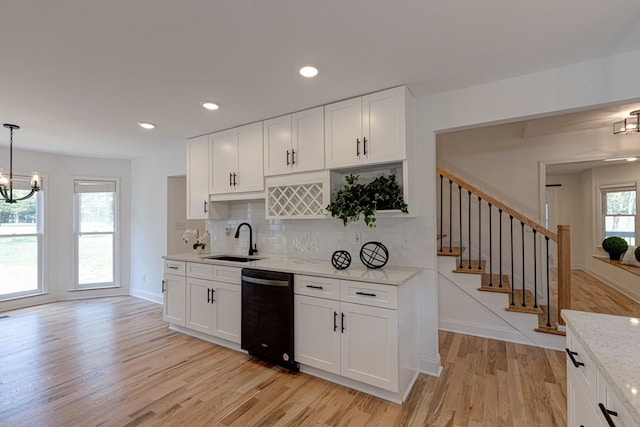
[635, 246, 640, 262]
[602, 236, 629, 261]
[326, 173, 408, 228]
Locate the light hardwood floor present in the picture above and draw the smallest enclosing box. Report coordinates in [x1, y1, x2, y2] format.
[0, 270, 638, 426]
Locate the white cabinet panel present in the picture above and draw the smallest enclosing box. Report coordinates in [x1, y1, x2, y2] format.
[210, 129, 237, 195]
[212, 281, 241, 344]
[294, 295, 341, 374]
[325, 86, 408, 169]
[340, 302, 398, 392]
[292, 107, 324, 173]
[163, 273, 186, 327]
[263, 115, 292, 176]
[236, 122, 264, 193]
[186, 136, 210, 219]
[186, 277, 214, 334]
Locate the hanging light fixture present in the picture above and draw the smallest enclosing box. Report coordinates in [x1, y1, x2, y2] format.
[0, 124, 40, 204]
[613, 110, 640, 134]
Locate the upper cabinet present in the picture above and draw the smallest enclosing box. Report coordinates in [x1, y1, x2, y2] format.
[210, 122, 264, 197]
[186, 136, 228, 220]
[263, 107, 324, 176]
[325, 86, 410, 169]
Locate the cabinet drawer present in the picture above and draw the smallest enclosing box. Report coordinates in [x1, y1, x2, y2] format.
[294, 275, 340, 300]
[566, 329, 596, 404]
[164, 260, 186, 276]
[212, 265, 241, 284]
[340, 280, 397, 309]
[187, 262, 214, 280]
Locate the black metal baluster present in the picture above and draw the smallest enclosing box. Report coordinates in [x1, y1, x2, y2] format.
[478, 196, 482, 270]
[468, 191, 472, 269]
[533, 229, 538, 309]
[439, 174, 443, 252]
[449, 180, 453, 253]
[459, 185, 463, 268]
[510, 215, 515, 306]
[489, 203, 493, 287]
[545, 236, 551, 327]
[521, 222, 526, 308]
[499, 209, 503, 288]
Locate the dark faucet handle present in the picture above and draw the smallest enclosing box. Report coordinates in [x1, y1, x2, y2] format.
[250, 244, 258, 256]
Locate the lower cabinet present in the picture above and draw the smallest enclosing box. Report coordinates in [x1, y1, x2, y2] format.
[294, 275, 400, 392]
[163, 260, 241, 345]
[186, 277, 241, 343]
[163, 260, 186, 327]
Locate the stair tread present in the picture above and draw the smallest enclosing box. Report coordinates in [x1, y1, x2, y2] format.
[535, 305, 565, 336]
[505, 289, 543, 315]
[454, 259, 485, 274]
[478, 274, 511, 293]
[438, 246, 465, 257]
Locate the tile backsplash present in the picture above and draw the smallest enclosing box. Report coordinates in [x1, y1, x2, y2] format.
[205, 200, 433, 269]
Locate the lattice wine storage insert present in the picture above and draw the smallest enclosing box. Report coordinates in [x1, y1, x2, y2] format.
[267, 182, 326, 218]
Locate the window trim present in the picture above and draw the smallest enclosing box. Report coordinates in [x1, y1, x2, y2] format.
[0, 173, 46, 301]
[598, 181, 638, 246]
[72, 176, 120, 290]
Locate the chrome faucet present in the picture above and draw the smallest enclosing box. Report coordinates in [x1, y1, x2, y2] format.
[235, 222, 257, 256]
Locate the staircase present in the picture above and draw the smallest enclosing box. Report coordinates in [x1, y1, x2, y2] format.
[436, 167, 571, 350]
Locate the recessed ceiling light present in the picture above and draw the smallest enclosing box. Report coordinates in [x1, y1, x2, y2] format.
[299, 66, 319, 78]
[201, 102, 220, 111]
[626, 157, 638, 162]
[137, 122, 156, 130]
[604, 157, 626, 162]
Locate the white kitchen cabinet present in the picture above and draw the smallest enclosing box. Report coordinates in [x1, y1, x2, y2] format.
[596, 370, 636, 427]
[210, 122, 264, 197]
[184, 262, 241, 344]
[163, 260, 186, 327]
[294, 275, 401, 393]
[341, 301, 398, 391]
[264, 107, 324, 176]
[186, 136, 229, 220]
[567, 363, 598, 427]
[294, 294, 341, 375]
[325, 86, 409, 169]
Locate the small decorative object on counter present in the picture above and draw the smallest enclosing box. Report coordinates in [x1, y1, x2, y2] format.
[360, 241, 389, 269]
[331, 250, 352, 270]
[183, 229, 210, 254]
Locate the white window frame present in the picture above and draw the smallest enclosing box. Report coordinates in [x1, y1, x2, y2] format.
[73, 177, 120, 290]
[598, 182, 638, 246]
[0, 174, 45, 301]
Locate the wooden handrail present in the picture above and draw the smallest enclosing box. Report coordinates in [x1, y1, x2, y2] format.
[437, 167, 557, 241]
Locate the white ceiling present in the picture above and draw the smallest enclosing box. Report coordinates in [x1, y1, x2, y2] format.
[2, 1, 640, 159]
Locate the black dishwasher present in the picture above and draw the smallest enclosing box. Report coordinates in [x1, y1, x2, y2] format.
[241, 268, 298, 370]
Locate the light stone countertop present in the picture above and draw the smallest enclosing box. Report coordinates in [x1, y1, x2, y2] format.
[163, 252, 421, 286]
[562, 309, 640, 421]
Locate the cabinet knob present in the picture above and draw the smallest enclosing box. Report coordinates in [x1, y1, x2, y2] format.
[363, 137, 367, 155]
[229, 172, 233, 186]
[291, 149, 296, 165]
[203, 200, 208, 214]
[356, 138, 360, 157]
[286, 150, 290, 166]
[565, 348, 585, 368]
[162, 280, 165, 293]
[598, 403, 618, 427]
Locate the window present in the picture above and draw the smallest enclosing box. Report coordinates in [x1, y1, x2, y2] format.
[601, 184, 637, 245]
[74, 179, 118, 288]
[0, 176, 43, 300]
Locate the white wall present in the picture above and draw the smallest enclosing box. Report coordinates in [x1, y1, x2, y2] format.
[129, 147, 186, 303]
[0, 148, 131, 312]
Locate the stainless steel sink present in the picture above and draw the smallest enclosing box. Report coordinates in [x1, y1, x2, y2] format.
[204, 255, 263, 263]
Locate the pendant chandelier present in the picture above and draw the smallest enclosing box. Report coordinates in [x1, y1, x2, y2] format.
[0, 124, 40, 204]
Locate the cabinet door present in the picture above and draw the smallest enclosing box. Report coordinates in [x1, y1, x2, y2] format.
[186, 277, 214, 334]
[324, 97, 362, 168]
[292, 106, 324, 173]
[362, 86, 406, 165]
[263, 115, 292, 176]
[186, 136, 210, 219]
[567, 366, 598, 427]
[340, 302, 398, 392]
[210, 129, 238, 194]
[236, 122, 264, 192]
[212, 281, 241, 343]
[596, 370, 636, 427]
[163, 274, 186, 327]
[294, 295, 341, 375]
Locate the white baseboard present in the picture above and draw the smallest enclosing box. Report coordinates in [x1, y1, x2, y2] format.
[130, 288, 162, 304]
[439, 318, 531, 347]
[420, 354, 442, 377]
